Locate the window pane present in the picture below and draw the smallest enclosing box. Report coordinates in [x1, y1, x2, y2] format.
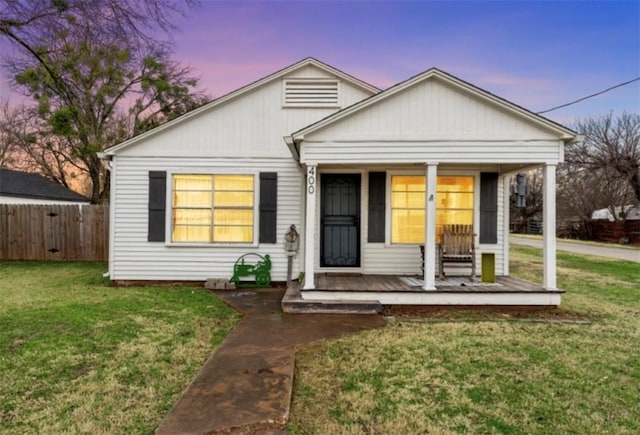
[391, 209, 425, 244]
[214, 226, 253, 243]
[214, 175, 254, 191]
[173, 225, 211, 242]
[172, 173, 255, 244]
[174, 190, 212, 207]
[390, 175, 474, 245]
[437, 176, 474, 192]
[174, 174, 212, 190]
[392, 176, 425, 192]
[214, 209, 253, 225]
[436, 210, 474, 240]
[214, 191, 254, 207]
[437, 192, 474, 209]
[391, 192, 425, 209]
[174, 209, 212, 225]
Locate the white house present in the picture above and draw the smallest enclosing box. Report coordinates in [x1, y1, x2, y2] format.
[101, 58, 581, 308]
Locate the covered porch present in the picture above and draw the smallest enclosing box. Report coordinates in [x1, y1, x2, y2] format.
[284, 67, 581, 309]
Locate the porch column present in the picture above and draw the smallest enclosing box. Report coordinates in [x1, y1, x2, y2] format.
[503, 175, 510, 276]
[423, 162, 438, 290]
[303, 164, 317, 290]
[543, 163, 557, 290]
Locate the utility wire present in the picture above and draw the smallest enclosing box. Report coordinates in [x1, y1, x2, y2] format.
[537, 76, 640, 114]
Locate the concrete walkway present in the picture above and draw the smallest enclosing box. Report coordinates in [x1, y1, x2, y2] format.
[510, 236, 640, 263]
[156, 288, 386, 434]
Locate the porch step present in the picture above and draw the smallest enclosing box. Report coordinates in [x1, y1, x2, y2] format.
[282, 282, 382, 314]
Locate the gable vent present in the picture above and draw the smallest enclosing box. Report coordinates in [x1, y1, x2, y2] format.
[283, 79, 339, 107]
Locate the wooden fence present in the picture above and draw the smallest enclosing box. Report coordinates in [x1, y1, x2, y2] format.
[0, 204, 109, 261]
[592, 219, 640, 245]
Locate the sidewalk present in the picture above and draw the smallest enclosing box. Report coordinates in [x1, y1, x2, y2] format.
[156, 288, 386, 434]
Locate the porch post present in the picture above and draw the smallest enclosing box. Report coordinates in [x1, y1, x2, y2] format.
[503, 175, 510, 276]
[303, 164, 317, 290]
[543, 163, 557, 290]
[423, 162, 438, 290]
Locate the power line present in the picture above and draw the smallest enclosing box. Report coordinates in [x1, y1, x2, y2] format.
[537, 76, 640, 114]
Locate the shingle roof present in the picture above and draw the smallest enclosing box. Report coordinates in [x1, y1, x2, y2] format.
[0, 168, 90, 202]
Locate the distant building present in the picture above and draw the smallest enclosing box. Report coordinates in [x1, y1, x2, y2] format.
[591, 206, 640, 222]
[0, 168, 90, 204]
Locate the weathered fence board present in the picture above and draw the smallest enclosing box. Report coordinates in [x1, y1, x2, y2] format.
[0, 204, 109, 261]
[592, 220, 640, 245]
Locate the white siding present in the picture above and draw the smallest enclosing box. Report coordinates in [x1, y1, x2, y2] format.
[301, 78, 564, 165]
[302, 140, 563, 165]
[111, 156, 304, 281]
[308, 79, 560, 140]
[118, 65, 373, 159]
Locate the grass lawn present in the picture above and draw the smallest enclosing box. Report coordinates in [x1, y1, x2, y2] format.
[288, 247, 640, 434]
[0, 261, 240, 434]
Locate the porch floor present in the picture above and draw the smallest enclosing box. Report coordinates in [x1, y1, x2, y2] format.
[287, 273, 563, 308]
[312, 273, 555, 293]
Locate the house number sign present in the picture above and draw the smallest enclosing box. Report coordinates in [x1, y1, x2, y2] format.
[307, 166, 316, 194]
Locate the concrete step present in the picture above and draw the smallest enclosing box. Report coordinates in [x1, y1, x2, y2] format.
[282, 282, 382, 314]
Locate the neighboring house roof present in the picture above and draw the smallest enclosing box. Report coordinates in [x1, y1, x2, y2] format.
[101, 57, 380, 157]
[0, 168, 90, 202]
[592, 205, 640, 221]
[289, 67, 581, 145]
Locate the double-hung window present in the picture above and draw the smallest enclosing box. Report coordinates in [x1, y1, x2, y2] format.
[172, 174, 254, 243]
[390, 175, 474, 244]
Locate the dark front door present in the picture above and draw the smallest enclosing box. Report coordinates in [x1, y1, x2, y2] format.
[320, 174, 361, 267]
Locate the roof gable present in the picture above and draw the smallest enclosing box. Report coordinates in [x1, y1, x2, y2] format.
[291, 68, 578, 143]
[0, 168, 90, 202]
[103, 58, 380, 156]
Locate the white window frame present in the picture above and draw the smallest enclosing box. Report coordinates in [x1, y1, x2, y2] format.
[385, 170, 480, 246]
[165, 169, 259, 247]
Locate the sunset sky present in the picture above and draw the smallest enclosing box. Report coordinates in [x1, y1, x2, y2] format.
[1, 0, 638, 125]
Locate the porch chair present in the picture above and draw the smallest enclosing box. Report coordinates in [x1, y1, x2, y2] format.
[438, 224, 476, 281]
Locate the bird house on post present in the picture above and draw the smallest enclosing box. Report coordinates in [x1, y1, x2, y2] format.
[285, 225, 299, 286]
[513, 173, 528, 208]
[285, 224, 299, 256]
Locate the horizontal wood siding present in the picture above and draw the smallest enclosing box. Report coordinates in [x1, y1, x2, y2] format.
[308, 80, 559, 141]
[302, 140, 562, 164]
[0, 204, 108, 260]
[111, 157, 303, 281]
[118, 65, 373, 159]
[300, 79, 565, 165]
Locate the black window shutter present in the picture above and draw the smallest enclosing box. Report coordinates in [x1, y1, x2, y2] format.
[479, 172, 498, 244]
[259, 172, 277, 243]
[368, 172, 386, 243]
[148, 171, 167, 242]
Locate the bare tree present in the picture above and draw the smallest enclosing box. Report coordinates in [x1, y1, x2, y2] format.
[569, 113, 640, 201]
[0, 0, 207, 203]
[555, 113, 640, 239]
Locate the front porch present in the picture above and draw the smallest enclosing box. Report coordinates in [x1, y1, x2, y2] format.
[283, 274, 563, 313]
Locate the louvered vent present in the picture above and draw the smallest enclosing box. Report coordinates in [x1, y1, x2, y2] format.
[283, 79, 339, 107]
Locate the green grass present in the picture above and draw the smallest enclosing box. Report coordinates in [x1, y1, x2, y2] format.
[0, 261, 240, 434]
[288, 247, 640, 434]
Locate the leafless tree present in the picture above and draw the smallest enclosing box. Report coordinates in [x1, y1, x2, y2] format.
[0, 0, 207, 203]
[556, 113, 640, 238]
[569, 112, 640, 201]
